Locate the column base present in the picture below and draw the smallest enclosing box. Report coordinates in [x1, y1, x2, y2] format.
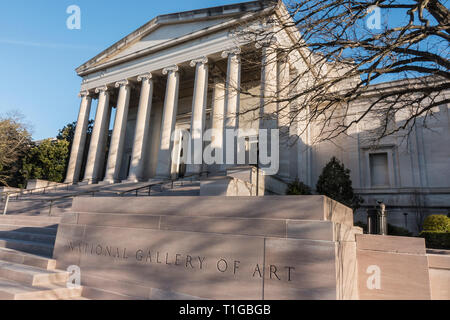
[100, 179, 120, 185]
[82, 179, 98, 185]
[150, 176, 169, 183]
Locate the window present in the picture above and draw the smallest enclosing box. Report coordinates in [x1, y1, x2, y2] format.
[369, 153, 390, 187]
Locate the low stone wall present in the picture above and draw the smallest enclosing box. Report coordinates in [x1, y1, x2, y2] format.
[26, 179, 63, 190]
[356, 234, 431, 299]
[52, 195, 440, 300]
[427, 250, 450, 300]
[54, 196, 358, 300]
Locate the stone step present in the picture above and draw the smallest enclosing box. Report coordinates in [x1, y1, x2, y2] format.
[0, 230, 55, 244]
[0, 277, 83, 300]
[0, 216, 60, 228]
[0, 260, 69, 286]
[0, 248, 56, 270]
[0, 238, 54, 257]
[81, 286, 144, 300]
[0, 224, 57, 236]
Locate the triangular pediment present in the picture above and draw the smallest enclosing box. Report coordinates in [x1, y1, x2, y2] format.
[108, 18, 236, 62]
[76, 1, 277, 75]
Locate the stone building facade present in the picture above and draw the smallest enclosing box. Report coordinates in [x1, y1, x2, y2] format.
[64, 1, 450, 233]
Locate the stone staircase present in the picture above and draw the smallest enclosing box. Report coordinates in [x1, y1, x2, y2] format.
[0, 215, 86, 300]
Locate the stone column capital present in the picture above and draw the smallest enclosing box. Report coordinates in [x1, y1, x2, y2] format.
[137, 73, 153, 82]
[95, 85, 109, 94]
[255, 37, 279, 49]
[189, 57, 208, 68]
[162, 65, 179, 75]
[78, 90, 91, 98]
[115, 79, 130, 88]
[221, 47, 241, 58]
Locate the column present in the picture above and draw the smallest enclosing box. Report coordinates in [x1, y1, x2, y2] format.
[259, 40, 278, 127]
[186, 57, 209, 176]
[278, 54, 291, 178]
[127, 73, 154, 182]
[65, 90, 92, 184]
[211, 78, 226, 171]
[221, 48, 241, 166]
[257, 39, 279, 178]
[155, 65, 180, 179]
[103, 80, 131, 183]
[83, 85, 111, 183]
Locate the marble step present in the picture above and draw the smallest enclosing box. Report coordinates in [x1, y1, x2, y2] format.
[0, 216, 61, 225]
[0, 248, 56, 270]
[0, 230, 55, 244]
[0, 238, 54, 257]
[0, 260, 69, 286]
[0, 277, 83, 300]
[0, 224, 57, 236]
[81, 286, 144, 300]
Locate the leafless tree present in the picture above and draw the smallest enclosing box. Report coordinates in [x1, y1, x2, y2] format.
[228, 0, 449, 144]
[0, 112, 32, 187]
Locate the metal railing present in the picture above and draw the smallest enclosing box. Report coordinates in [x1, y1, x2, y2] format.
[0, 174, 206, 216]
[0, 178, 100, 202]
[117, 173, 202, 197]
[0, 178, 102, 216]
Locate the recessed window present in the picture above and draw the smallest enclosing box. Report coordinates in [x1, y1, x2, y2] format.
[369, 153, 390, 187]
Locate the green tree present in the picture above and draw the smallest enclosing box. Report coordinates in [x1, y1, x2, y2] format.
[0, 112, 31, 187]
[22, 139, 70, 183]
[316, 157, 363, 210]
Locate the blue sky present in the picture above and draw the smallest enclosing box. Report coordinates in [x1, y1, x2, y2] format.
[0, 0, 245, 140]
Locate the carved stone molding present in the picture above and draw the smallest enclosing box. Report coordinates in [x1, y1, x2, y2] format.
[78, 90, 91, 98]
[162, 65, 179, 75]
[255, 36, 278, 49]
[95, 85, 109, 94]
[189, 57, 208, 68]
[221, 47, 241, 59]
[115, 79, 130, 88]
[137, 73, 153, 82]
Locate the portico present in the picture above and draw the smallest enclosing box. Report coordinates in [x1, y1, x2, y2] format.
[65, 1, 286, 184]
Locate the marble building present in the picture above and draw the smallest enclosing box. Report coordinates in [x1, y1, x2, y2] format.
[64, 0, 450, 233]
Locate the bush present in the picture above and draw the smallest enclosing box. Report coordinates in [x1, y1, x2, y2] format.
[388, 224, 413, 237]
[286, 179, 312, 195]
[422, 215, 450, 232]
[316, 157, 363, 210]
[420, 231, 450, 249]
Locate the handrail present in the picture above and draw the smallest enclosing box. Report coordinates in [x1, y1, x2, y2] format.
[0, 178, 98, 201]
[117, 173, 203, 197]
[1, 174, 207, 216]
[1, 180, 106, 216]
[117, 181, 167, 197]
